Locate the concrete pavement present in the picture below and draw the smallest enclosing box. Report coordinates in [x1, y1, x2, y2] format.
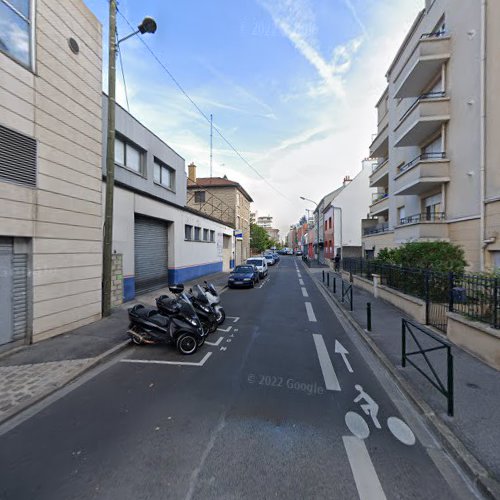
[306, 264, 500, 499]
[0, 257, 481, 499]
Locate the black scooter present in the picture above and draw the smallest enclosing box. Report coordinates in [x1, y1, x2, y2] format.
[128, 285, 205, 355]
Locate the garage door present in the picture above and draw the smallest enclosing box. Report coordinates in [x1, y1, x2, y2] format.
[134, 215, 169, 294]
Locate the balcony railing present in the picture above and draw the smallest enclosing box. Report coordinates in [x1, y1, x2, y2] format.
[372, 158, 388, 174]
[420, 30, 447, 40]
[372, 192, 388, 204]
[399, 212, 446, 225]
[400, 91, 446, 124]
[363, 223, 390, 236]
[398, 152, 446, 174]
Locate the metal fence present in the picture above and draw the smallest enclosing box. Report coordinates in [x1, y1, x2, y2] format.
[342, 258, 500, 332]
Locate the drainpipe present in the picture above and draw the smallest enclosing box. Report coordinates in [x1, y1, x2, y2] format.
[479, 0, 486, 271]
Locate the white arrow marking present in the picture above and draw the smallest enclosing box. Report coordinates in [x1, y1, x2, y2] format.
[335, 340, 353, 373]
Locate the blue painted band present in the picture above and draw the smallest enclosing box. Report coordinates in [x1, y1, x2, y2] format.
[168, 261, 223, 284]
[123, 276, 135, 302]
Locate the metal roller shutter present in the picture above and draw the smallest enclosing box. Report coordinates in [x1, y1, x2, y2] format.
[134, 215, 169, 294]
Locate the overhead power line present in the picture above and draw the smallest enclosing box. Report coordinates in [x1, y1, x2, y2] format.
[116, 8, 293, 204]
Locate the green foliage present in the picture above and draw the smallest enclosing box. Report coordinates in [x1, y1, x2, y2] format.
[375, 241, 467, 272]
[250, 223, 271, 253]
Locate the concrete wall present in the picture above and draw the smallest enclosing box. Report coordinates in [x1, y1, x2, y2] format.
[113, 185, 233, 300]
[0, 0, 103, 342]
[448, 219, 481, 270]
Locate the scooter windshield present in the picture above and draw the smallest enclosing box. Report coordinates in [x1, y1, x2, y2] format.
[194, 285, 209, 304]
[208, 283, 217, 296]
[179, 291, 196, 313]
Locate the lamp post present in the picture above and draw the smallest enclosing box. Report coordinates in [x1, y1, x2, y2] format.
[102, 3, 157, 317]
[300, 196, 320, 264]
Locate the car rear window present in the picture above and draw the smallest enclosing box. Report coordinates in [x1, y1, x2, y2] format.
[235, 266, 253, 273]
[247, 259, 262, 265]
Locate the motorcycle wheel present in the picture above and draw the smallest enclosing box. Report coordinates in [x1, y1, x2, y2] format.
[215, 307, 226, 325]
[176, 333, 198, 355]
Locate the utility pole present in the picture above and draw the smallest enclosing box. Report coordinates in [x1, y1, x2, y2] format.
[102, 0, 117, 317]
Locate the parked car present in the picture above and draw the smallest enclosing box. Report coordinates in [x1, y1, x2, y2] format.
[272, 253, 280, 263]
[287, 249, 294, 255]
[295, 250, 303, 256]
[228, 265, 259, 288]
[246, 257, 268, 278]
[264, 254, 275, 266]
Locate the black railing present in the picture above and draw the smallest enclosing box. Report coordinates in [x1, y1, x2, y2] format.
[398, 152, 447, 174]
[399, 212, 446, 225]
[322, 271, 353, 311]
[342, 258, 500, 331]
[400, 91, 446, 123]
[420, 30, 447, 39]
[342, 280, 353, 311]
[402, 319, 454, 416]
[363, 223, 389, 236]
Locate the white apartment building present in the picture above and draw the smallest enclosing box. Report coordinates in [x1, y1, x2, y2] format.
[0, 0, 103, 349]
[363, 0, 500, 271]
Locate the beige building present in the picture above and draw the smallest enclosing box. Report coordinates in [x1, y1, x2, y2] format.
[363, 0, 500, 271]
[0, 0, 103, 349]
[186, 164, 252, 265]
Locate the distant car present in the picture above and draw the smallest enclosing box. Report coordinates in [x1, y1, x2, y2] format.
[264, 254, 275, 266]
[295, 250, 303, 256]
[246, 257, 268, 278]
[228, 265, 259, 288]
[286, 249, 294, 255]
[272, 253, 280, 263]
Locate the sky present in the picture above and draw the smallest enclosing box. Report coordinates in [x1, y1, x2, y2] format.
[84, 0, 424, 238]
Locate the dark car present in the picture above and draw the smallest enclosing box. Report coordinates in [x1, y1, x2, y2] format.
[272, 253, 280, 263]
[228, 265, 259, 288]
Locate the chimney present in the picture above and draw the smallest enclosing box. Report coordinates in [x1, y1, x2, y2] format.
[343, 175, 352, 186]
[188, 162, 197, 182]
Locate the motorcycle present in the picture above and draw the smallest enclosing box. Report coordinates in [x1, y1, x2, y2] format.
[202, 281, 226, 325]
[127, 286, 205, 355]
[188, 285, 219, 334]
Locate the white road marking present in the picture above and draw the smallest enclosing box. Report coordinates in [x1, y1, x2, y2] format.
[312, 334, 341, 391]
[343, 436, 387, 500]
[205, 337, 223, 346]
[301, 287, 309, 297]
[305, 302, 317, 322]
[217, 326, 233, 332]
[299, 279, 305, 286]
[226, 316, 240, 322]
[345, 411, 370, 439]
[387, 417, 416, 446]
[335, 340, 353, 373]
[121, 352, 212, 367]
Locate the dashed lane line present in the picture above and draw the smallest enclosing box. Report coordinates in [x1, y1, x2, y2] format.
[301, 287, 309, 298]
[305, 302, 317, 322]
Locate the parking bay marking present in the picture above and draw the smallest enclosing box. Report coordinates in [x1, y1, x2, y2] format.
[343, 436, 387, 500]
[305, 302, 317, 322]
[226, 316, 240, 323]
[217, 326, 233, 333]
[205, 337, 223, 346]
[121, 352, 212, 367]
[301, 287, 309, 298]
[312, 334, 341, 391]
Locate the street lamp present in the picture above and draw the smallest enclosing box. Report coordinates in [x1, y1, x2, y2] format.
[102, 2, 157, 317]
[300, 196, 320, 264]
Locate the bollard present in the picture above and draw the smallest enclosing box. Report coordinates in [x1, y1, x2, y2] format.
[322, 270, 325, 282]
[366, 302, 372, 331]
[327, 273, 330, 287]
[333, 277, 336, 294]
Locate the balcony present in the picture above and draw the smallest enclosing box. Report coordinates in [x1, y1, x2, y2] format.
[394, 92, 450, 147]
[394, 152, 450, 195]
[369, 113, 389, 158]
[395, 212, 449, 240]
[395, 33, 451, 98]
[363, 223, 390, 236]
[370, 192, 389, 216]
[369, 158, 389, 188]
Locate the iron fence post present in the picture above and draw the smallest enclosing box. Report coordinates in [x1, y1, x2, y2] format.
[425, 271, 430, 325]
[333, 276, 336, 294]
[401, 319, 406, 367]
[494, 278, 499, 329]
[367, 302, 372, 331]
[350, 286, 353, 311]
[447, 347, 454, 417]
[322, 270, 325, 283]
[448, 271, 455, 312]
[341, 280, 345, 303]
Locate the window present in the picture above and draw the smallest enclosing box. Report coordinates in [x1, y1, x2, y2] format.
[324, 221, 328, 231]
[195, 191, 206, 203]
[210, 230, 215, 242]
[185, 225, 192, 240]
[329, 217, 332, 229]
[423, 194, 442, 220]
[398, 206, 406, 223]
[203, 229, 209, 241]
[115, 136, 143, 173]
[194, 227, 201, 241]
[154, 159, 175, 190]
[0, 0, 32, 68]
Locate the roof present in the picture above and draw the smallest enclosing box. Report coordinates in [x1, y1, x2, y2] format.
[187, 177, 253, 202]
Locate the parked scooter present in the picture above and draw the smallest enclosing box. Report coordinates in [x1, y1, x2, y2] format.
[127, 286, 205, 355]
[203, 281, 226, 325]
[187, 285, 218, 334]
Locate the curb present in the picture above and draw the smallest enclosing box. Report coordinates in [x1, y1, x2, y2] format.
[0, 340, 130, 427]
[301, 261, 500, 500]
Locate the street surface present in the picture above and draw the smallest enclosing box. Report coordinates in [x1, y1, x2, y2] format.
[0, 258, 480, 499]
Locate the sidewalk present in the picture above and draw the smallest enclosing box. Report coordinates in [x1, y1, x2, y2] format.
[0, 271, 229, 425]
[305, 264, 500, 499]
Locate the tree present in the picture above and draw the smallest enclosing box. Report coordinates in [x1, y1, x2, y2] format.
[250, 223, 271, 253]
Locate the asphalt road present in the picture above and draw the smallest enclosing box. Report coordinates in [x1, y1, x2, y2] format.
[0, 257, 481, 500]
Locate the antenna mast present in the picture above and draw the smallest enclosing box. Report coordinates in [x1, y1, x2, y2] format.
[210, 113, 213, 178]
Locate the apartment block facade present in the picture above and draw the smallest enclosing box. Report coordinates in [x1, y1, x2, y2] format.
[363, 0, 500, 271]
[0, 0, 103, 348]
[186, 164, 252, 265]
